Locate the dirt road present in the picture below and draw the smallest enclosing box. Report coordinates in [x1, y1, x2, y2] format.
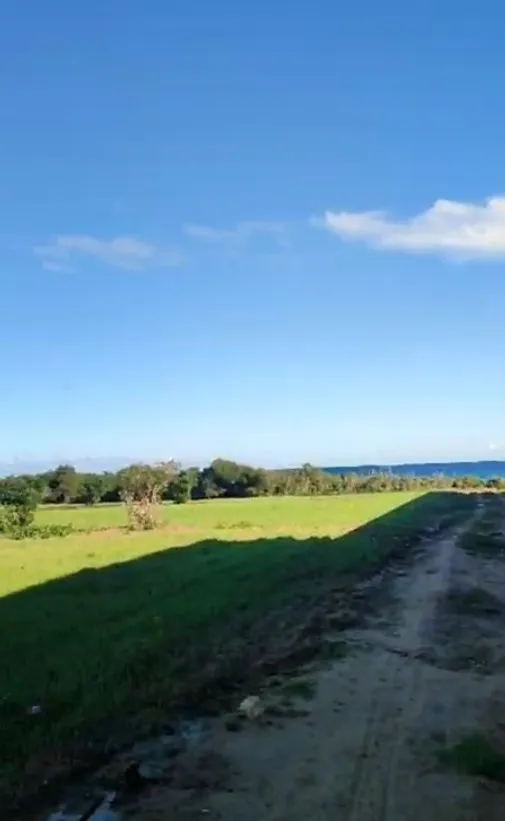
[128, 502, 505, 821]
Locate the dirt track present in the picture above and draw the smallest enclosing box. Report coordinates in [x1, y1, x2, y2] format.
[127, 503, 505, 821]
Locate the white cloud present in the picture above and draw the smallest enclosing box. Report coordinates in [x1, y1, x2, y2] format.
[36, 235, 181, 271]
[184, 220, 287, 245]
[322, 197, 505, 259]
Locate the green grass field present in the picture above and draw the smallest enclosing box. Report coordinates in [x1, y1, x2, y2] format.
[0, 491, 471, 805]
[34, 492, 422, 534]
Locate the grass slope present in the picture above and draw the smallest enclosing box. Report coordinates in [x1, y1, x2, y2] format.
[0, 491, 468, 805]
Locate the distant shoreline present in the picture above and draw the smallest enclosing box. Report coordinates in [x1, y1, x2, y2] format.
[324, 461, 505, 479]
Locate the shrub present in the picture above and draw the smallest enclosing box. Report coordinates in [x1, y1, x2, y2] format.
[0, 517, 74, 540]
[34, 523, 74, 539]
[0, 479, 40, 538]
[118, 463, 175, 530]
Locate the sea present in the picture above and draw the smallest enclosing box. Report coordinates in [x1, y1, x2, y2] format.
[324, 461, 505, 479]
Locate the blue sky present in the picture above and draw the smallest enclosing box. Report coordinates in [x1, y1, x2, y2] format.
[1, 0, 504, 469]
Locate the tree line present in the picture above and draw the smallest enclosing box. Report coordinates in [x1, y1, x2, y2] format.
[0, 459, 503, 509]
[0, 459, 503, 539]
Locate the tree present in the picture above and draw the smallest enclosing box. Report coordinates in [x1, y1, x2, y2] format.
[169, 470, 192, 504]
[47, 464, 81, 504]
[185, 467, 201, 497]
[238, 466, 269, 496]
[80, 474, 107, 505]
[119, 462, 175, 529]
[100, 471, 122, 503]
[0, 477, 40, 537]
[298, 463, 330, 495]
[207, 459, 242, 496]
[453, 475, 482, 490]
[194, 467, 221, 499]
[198, 458, 269, 498]
[486, 477, 505, 491]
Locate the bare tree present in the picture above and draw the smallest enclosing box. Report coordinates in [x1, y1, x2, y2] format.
[118, 462, 176, 530]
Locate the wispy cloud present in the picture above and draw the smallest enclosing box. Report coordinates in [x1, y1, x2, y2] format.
[184, 220, 288, 246]
[35, 235, 181, 271]
[321, 197, 505, 259]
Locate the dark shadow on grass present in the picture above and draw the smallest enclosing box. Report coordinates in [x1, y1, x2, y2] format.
[460, 492, 505, 557]
[0, 491, 477, 810]
[439, 732, 505, 783]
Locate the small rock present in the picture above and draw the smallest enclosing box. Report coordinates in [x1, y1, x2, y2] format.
[28, 704, 42, 715]
[238, 695, 263, 720]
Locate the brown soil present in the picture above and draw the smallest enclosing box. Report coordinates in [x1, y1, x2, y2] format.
[38, 501, 505, 821]
[118, 509, 505, 821]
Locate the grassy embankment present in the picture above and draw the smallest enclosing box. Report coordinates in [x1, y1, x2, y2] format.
[0, 491, 472, 804]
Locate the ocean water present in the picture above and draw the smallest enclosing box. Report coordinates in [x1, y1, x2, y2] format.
[324, 461, 505, 479]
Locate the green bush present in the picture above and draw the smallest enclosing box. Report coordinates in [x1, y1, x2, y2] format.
[169, 471, 192, 504]
[0, 514, 73, 540]
[0, 479, 41, 538]
[34, 523, 74, 539]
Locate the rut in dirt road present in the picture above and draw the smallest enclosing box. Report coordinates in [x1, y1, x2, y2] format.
[336, 512, 477, 821]
[125, 501, 505, 821]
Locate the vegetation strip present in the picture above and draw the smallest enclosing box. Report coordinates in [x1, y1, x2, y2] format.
[1, 459, 502, 539]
